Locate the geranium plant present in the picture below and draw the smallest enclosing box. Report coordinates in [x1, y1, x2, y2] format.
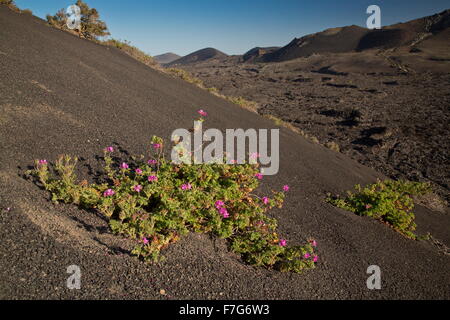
[28, 111, 318, 273]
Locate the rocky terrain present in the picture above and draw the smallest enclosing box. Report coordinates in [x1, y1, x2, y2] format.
[180, 11, 450, 203]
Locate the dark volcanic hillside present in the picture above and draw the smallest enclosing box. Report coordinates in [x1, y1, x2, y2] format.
[243, 46, 280, 62]
[261, 9, 450, 62]
[153, 52, 181, 64]
[263, 26, 368, 62]
[167, 47, 228, 66]
[0, 6, 449, 300]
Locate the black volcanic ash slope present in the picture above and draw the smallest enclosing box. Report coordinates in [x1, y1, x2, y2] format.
[0, 6, 449, 299]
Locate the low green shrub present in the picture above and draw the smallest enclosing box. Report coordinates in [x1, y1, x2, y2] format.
[327, 179, 432, 239]
[28, 112, 318, 273]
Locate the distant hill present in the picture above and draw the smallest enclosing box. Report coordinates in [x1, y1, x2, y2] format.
[153, 52, 181, 64]
[166, 47, 228, 66]
[262, 25, 368, 62]
[243, 47, 280, 62]
[262, 9, 450, 63]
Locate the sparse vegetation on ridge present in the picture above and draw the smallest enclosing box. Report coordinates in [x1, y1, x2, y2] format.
[27, 112, 318, 273]
[46, 0, 109, 40]
[262, 114, 326, 146]
[166, 67, 205, 87]
[327, 179, 433, 239]
[102, 39, 158, 68]
[0, 0, 30, 14]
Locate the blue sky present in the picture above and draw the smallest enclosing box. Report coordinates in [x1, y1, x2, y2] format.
[14, 0, 450, 56]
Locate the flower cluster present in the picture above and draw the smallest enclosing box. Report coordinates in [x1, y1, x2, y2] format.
[28, 111, 318, 273]
[215, 200, 229, 218]
[181, 183, 192, 190]
[103, 189, 115, 197]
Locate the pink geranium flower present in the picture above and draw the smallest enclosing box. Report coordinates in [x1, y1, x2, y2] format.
[105, 146, 114, 153]
[310, 239, 317, 247]
[262, 197, 269, 205]
[38, 159, 48, 165]
[133, 185, 143, 192]
[148, 159, 157, 165]
[103, 189, 115, 197]
[142, 237, 149, 245]
[313, 255, 318, 263]
[283, 185, 290, 192]
[152, 143, 161, 150]
[120, 162, 129, 169]
[181, 183, 192, 190]
[218, 207, 229, 218]
[279, 239, 287, 247]
[148, 175, 158, 182]
[215, 200, 225, 209]
[135, 168, 143, 175]
[255, 173, 263, 180]
[197, 109, 208, 117]
[304, 253, 311, 259]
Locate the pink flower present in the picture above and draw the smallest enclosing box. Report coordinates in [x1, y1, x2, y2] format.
[283, 185, 290, 192]
[218, 207, 229, 218]
[120, 162, 129, 169]
[215, 200, 225, 208]
[304, 253, 311, 259]
[38, 159, 48, 165]
[103, 189, 115, 197]
[152, 143, 161, 150]
[148, 175, 158, 182]
[148, 159, 157, 165]
[255, 173, 263, 180]
[142, 237, 149, 245]
[181, 183, 192, 190]
[135, 168, 143, 175]
[313, 255, 318, 263]
[105, 146, 114, 153]
[365, 204, 372, 209]
[133, 185, 143, 192]
[262, 197, 269, 205]
[279, 239, 287, 247]
[310, 240, 317, 247]
[197, 109, 208, 117]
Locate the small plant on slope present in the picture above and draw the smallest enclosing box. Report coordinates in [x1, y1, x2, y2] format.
[327, 179, 432, 239]
[28, 112, 318, 273]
